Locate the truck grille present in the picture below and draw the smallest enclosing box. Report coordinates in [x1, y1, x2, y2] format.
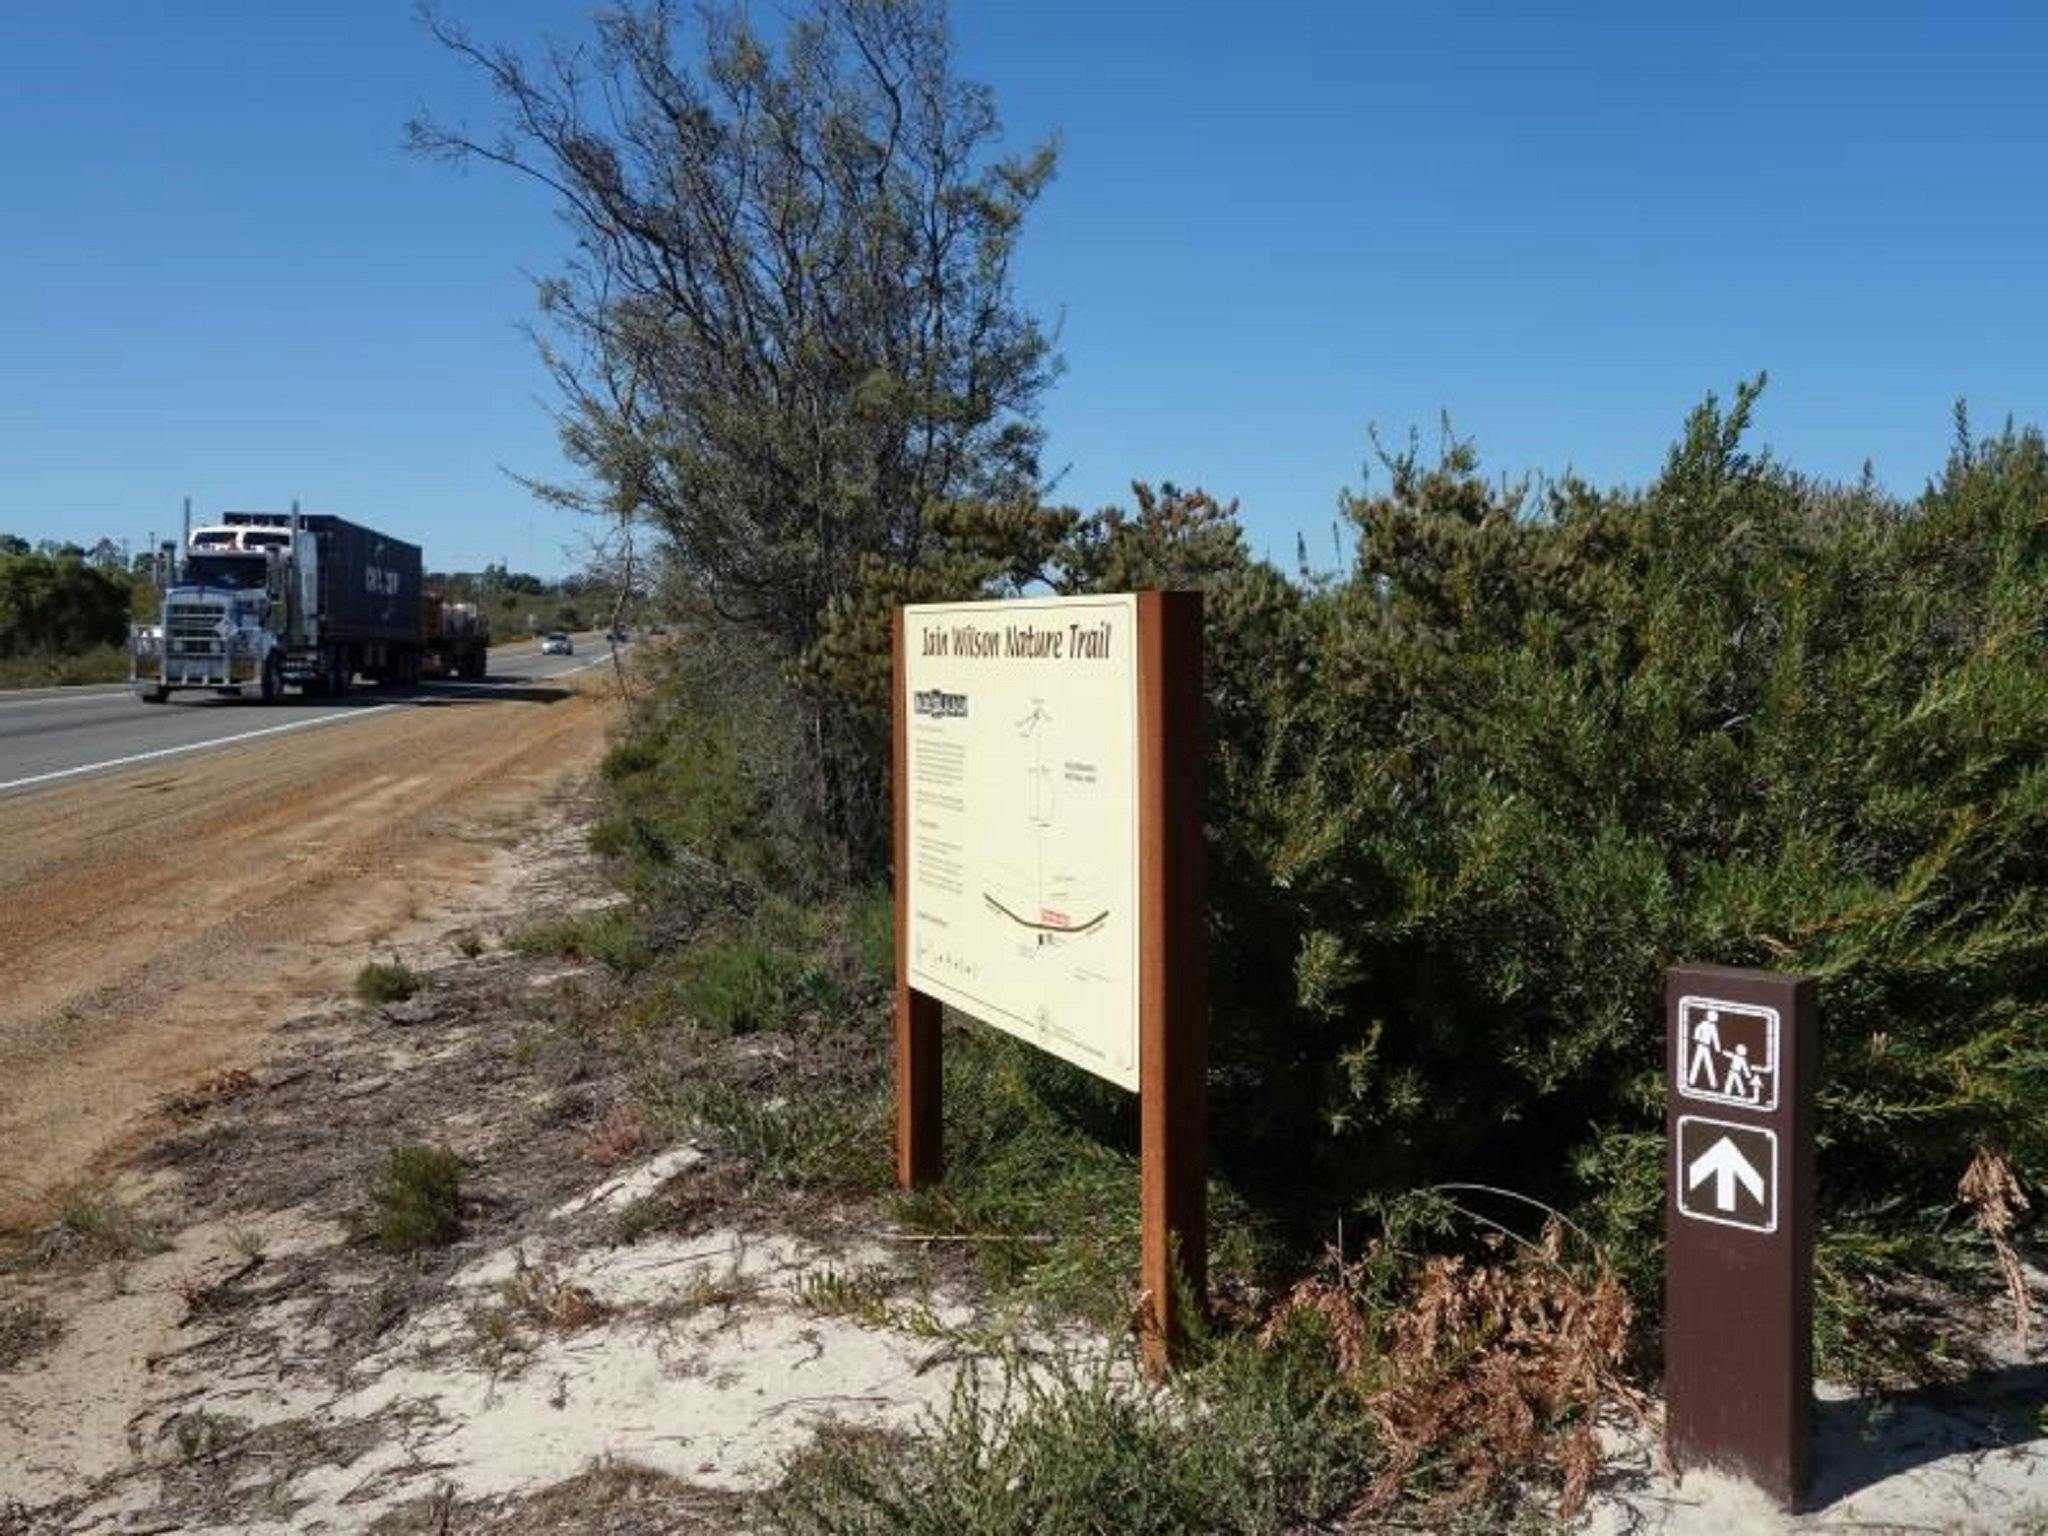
[166, 602, 224, 655]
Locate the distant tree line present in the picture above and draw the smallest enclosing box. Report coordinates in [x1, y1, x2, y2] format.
[0, 537, 149, 658]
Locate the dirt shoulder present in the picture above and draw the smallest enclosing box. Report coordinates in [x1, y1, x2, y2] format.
[0, 674, 616, 1233]
[0, 788, 984, 1534]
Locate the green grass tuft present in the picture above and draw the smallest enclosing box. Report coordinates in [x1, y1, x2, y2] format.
[511, 906, 653, 974]
[770, 1342, 1382, 1535]
[354, 960, 419, 1005]
[366, 1144, 463, 1252]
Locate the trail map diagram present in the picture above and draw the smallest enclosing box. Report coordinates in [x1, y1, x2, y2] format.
[981, 699, 1113, 946]
[904, 595, 1140, 1090]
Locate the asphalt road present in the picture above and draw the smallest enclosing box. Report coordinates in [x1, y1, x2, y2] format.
[0, 636, 614, 796]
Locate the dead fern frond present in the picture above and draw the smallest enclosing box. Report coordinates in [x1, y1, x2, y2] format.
[1268, 1215, 1641, 1522]
[1958, 1146, 2032, 1352]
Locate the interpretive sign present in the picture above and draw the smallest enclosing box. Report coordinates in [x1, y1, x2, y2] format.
[1665, 964, 1815, 1509]
[892, 592, 1206, 1376]
[902, 594, 1141, 1089]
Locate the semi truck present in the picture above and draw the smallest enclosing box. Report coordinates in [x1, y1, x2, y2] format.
[423, 593, 490, 680]
[131, 510, 425, 702]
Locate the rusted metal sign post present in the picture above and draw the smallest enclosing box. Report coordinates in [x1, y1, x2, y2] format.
[892, 591, 1205, 1375]
[1665, 963, 1815, 1508]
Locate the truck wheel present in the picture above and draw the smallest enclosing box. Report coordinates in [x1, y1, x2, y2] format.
[328, 650, 350, 696]
[260, 653, 283, 704]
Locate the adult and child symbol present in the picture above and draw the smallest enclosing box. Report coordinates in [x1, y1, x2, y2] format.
[1685, 1006, 1773, 1104]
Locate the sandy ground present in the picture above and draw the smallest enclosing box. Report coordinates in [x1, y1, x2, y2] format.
[0, 797, 995, 1533]
[0, 675, 616, 1234]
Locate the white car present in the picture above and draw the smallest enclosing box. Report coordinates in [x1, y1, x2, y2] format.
[541, 633, 574, 656]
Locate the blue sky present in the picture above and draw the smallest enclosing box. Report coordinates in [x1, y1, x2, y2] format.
[3, 2, 2043, 575]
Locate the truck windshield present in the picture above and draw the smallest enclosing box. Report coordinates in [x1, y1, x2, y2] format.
[182, 554, 267, 590]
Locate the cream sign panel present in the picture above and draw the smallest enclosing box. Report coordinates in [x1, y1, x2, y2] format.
[904, 595, 1141, 1090]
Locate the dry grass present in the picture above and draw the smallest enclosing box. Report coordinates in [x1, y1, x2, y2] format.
[500, 1253, 608, 1333]
[1267, 1217, 1643, 1521]
[161, 1068, 257, 1120]
[24, 1185, 167, 1268]
[584, 1102, 650, 1168]
[1958, 1146, 2033, 1353]
[0, 1298, 62, 1371]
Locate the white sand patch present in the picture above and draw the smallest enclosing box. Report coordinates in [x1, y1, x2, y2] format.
[548, 1144, 706, 1221]
[221, 1222, 966, 1526]
[0, 1207, 342, 1508]
[524, 965, 591, 990]
[1587, 1373, 2048, 1534]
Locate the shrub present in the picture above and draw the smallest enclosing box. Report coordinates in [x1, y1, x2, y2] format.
[771, 1342, 1381, 1535]
[354, 960, 419, 1005]
[367, 1144, 463, 1252]
[603, 386, 2048, 1372]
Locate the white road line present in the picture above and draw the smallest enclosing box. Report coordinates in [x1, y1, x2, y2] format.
[0, 706, 400, 795]
[0, 655, 606, 796]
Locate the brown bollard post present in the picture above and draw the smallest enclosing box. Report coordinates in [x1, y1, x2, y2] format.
[1665, 963, 1816, 1508]
[891, 609, 943, 1188]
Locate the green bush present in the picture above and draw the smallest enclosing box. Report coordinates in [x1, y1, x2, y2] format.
[604, 384, 2048, 1367]
[366, 1144, 463, 1252]
[1191, 388, 2048, 1353]
[354, 960, 419, 1005]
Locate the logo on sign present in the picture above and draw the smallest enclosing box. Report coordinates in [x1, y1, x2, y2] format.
[1675, 1115, 1777, 1233]
[1675, 995, 1779, 1111]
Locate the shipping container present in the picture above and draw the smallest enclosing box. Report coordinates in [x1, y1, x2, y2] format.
[222, 511, 423, 646]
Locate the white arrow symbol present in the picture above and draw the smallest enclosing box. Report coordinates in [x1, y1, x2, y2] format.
[1688, 1135, 1765, 1212]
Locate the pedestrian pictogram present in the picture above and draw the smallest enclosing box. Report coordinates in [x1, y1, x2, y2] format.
[1675, 1115, 1777, 1233]
[1677, 994, 1780, 1111]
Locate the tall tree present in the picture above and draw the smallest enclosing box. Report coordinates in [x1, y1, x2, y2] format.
[410, 0, 1057, 661]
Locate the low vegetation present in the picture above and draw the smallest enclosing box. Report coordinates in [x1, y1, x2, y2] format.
[365, 1143, 463, 1253]
[353, 960, 419, 1005]
[0, 643, 130, 690]
[27, 1185, 167, 1268]
[546, 388, 2048, 1522]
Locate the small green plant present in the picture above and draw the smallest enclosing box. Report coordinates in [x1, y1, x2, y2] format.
[650, 1072, 890, 1192]
[361, 1275, 410, 1340]
[771, 1341, 1382, 1535]
[511, 906, 652, 974]
[35, 1185, 165, 1266]
[664, 1261, 756, 1317]
[167, 1409, 244, 1464]
[366, 1144, 463, 1252]
[354, 959, 419, 1005]
[794, 1264, 897, 1327]
[500, 1252, 608, 1333]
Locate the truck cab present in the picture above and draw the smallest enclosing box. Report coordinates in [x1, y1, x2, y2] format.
[131, 523, 310, 702]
